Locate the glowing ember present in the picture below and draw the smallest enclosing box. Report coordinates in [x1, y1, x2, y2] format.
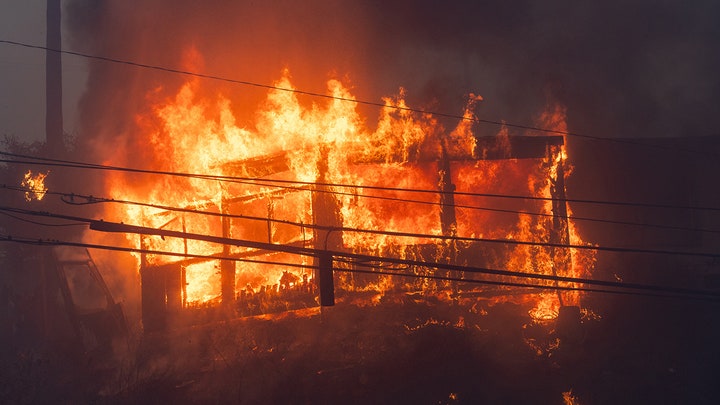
[562, 389, 581, 405]
[21, 170, 49, 202]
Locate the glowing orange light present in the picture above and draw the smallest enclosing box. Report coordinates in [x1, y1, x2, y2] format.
[21, 170, 49, 202]
[91, 58, 594, 311]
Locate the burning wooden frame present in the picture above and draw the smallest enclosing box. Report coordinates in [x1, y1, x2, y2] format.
[136, 134, 572, 332]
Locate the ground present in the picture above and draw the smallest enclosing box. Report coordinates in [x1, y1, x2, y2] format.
[2, 290, 718, 404]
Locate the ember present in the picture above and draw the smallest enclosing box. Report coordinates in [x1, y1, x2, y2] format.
[20, 170, 48, 201]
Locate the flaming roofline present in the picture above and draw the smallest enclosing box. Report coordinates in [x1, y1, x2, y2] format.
[131, 134, 569, 332]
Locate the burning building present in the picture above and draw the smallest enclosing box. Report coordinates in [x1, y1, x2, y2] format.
[0, 0, 720, 403]
[2, 1, 719, 402]
[84, 73, 595, 332]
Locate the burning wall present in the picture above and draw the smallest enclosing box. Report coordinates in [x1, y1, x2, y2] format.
[62, 1, 596, 329]
[77, 64, 594, 328]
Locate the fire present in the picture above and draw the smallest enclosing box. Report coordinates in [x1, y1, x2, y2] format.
[21, 170, 49, 202]
[185, 261, 221, 304]
[92, 58, 595, 315]
[528, 293, 560, 321]
[562, 390, 581, 405]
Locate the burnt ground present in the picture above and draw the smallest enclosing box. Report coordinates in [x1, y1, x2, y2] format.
[1, 290, 719, 405]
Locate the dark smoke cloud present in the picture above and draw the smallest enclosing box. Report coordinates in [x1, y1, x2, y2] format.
[65, 0, 720, 153]
[360, 0, 720, 138]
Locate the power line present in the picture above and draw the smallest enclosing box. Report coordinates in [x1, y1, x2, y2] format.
[1, 232, 717, 302]
[2, 202, 720, 260]
[332, 267, 720, 302]
[332, 256, 720, 299]
[0, 210, 86, 227]
[0, 232, 314, 270]
[63, 187, 720, 235]
[4, 156, 720, 237]
[1, 39, 716, 158]
[3, 150, 719, 213]
[5, 203, 720, 293]
[3, 177, 720, 260]
[4, 178, 718, 237]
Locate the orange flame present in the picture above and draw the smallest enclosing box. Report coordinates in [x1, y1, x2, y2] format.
[562, 390, 581, 405]
[91, 61, 595, 311]
[21, 170, 49, 202]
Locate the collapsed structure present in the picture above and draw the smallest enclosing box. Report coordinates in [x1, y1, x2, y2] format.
[135, 133, 575, 331]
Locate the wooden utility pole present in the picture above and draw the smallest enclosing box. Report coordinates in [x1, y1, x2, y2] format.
[46, 0, 64, 156]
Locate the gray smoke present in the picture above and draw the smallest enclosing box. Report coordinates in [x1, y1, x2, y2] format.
[65, 0, 720, 155]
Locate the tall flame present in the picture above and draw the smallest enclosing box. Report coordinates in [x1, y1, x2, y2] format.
[92, 63, 594, 309]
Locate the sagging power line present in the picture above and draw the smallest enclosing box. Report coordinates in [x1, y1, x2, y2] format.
[1, 39, 717, 158]
[1, 232, 718, 302]
[3, 149, 720, 240]
[1, 203, 719, 262]
[2, 150, 719, 213]
[4, 177, 719, 236]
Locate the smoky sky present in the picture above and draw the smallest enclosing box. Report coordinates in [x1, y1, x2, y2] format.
[65, 0, 720, 156]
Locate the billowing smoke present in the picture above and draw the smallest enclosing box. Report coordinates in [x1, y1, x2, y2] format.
[65, 0, 720, 155]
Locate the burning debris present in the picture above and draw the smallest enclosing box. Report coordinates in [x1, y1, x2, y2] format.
[20, 170, 49, 202]
[76, 69, 597, 334]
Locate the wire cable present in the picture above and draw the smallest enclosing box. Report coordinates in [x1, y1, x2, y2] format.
[0, 232, 717, 302]
[2, 150, 719, 213]
[3, 203, 720, 286]
[0, 210, 86, 227]
[0, 232, 313, 270]
[332, 256, 720, 298]
[2, 196, 719, 260]
[332, 267, 720, 302]
[2, 39, 718, 158]
[4, 173, 720, 237]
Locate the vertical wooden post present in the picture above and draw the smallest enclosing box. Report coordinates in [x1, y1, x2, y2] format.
[312, 147, 343, 250]
[267, 199, 274, 244]
[181, 215, 187, 308]
[318, 252, 335, 306]
[549, 145, 570, 306]
[438, 142, 459, 290]
[438, 143, 457, 237]
[312, 146, 343, 290]
[46, 0, 64, 156]
[220, 196, 235, 308]
[140, 236, 165, 331]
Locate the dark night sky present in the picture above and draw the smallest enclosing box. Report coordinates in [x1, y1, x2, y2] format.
[1, 0, 719, 145]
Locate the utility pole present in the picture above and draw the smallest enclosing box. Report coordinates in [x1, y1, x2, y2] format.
[46, 0, 64, 157]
